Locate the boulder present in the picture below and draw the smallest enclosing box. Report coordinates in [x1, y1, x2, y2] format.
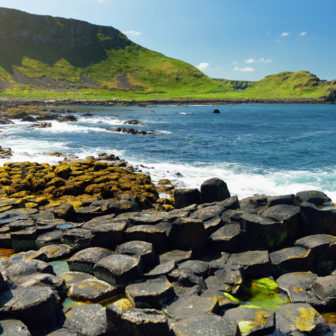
[0, 319, 31, 336]
[225, 307, 275, 336]
[59, 115, 78, 122]
[93, 254, 142, 289]
[123, 120, 146, 125]
[213, 109, 221, 113]
[174, 189, 200, 209]
[276, 272, 318, 292]
[312, 275, 336, 306]
[227, 250, 271, 279]
[295, 190, 331, 205]
[58, 271, 96, 289]
[11, 228, 38, 252]
[207, 224, 241, 253]
[276, 303, 330, 335]
[178, 260, 209, 278]
[200, 178, 230, 204]
[171, 269, 206, 297]
[39, 244, 73, 261]
[22, 115, 37, 122]
[266, 194, 295, 207]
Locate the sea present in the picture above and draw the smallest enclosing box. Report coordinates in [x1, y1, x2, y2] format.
[2, 103, 336, 201]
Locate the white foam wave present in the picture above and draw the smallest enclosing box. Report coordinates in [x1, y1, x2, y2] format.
[155, 130, 172, 134]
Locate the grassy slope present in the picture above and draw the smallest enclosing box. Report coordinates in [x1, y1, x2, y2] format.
[213, 78, 256, 90]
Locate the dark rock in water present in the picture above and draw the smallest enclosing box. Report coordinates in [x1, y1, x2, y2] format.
[207, 224, 241, 253]
[68, 278, 117, 302]
[276, 272, 318, 292]
[174, 189, 200, 209]
[200, 289, 240, 311]
[200, 178, 230, 204]
[93, 254, 142, 289]
[166, 295, 219, 321]
[170, 315, 240, 336]
[145, 261, 175, 278]
[227, 250, 271, 279]
[240, 213, 289, 250]
[106, 305, 170, 336]
[30, 122, 52, 128]
[36, 113, 58, 121]
[270, 246, 313, 277]
[168, 218, 206, 254]
[295, 234, 336, 274]
[123, 120, 146, 126]
[312, 275, 336, 305]
[116, 240, 156, 269]
[125, 276, 176, 309]
[67, 247, 113, 275]
[261, 204, 302, 242]
[266, 194, 295, 207]
[0, 319, 31, 336]
[83, 112, 93, 117]
[300, 202, 336, 236]
[275, 303, 330, 336]
[107, 127, 154, 135]
[0, 117, 14, 124]
[295, 190, 331, 205]
[61, 304, 107, 336]
[0, 287, 60, 332]
[21, 115, 37, 122]
[58, 271, 96, 289]
[58, 115, 78, 122]
[178, 260, 209, 278]
[213, 109, 220, 113]
[225, 307, 275, 336]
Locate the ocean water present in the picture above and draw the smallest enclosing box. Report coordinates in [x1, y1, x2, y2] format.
[1, 103, 336, 200]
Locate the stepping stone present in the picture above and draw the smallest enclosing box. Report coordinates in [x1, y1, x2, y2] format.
[38, 244, 73, 260]
[201, 289, 240, 312]
[130, 214, 166, 226]
[0, 319, 31, 336]
[240, 213, 289, 250]
[218, 196, 240, 210]
[7, 250, 47, 263]
[178, 260, 209, 277]
[125, 276, 176, 309]
[89, 222, 127, 250]
[295, 234, 336, 274]
[0, 287, 60, 332]
[68, 247, 113, 274]
[287, 285, 323, 308]
[61, 304, 107, 336]
[227, 250, 270, 278]
[266, 194, 295, 207]
[276, 303, 330, 335]
[106, 305, 170, 336]
[276, 272, 318, 292]
[125, 225, 170, 253]
[270, 247, 313, 277]
[300, 202, 336, 236]
[207, 252, 231, 274]
[36, 231, 63, 248]
[295, 190, 331, 205]
[170, 314, 240, 336]
[174, 189, 200, 209]
[68, 278, 117, 302]
[171, 269, 206, 297]
[165, 295, 219, 321]
[158, 249, 192, 265]
[81, 214, 118, 229]
[261, 204, 302, 241]
[11, 227, 38, 252]
[116, 241, 156, 268]
[93, 254, 142, 289]
[59, 271, 96, 289]
[168, 218, 206, 254]
[312, 275, 336, 305]
[225, 307, 275, 336]
[190, 205, 223, 222]
[200, 178, 231, 203]
[145, 261, 175, 278]
[204, 216, 224, 236]
[8, 219, 35, 232]
[207, 224, 241, 253]
[62, 228, 92, 249]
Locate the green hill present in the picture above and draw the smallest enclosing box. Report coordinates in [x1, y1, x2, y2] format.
[213, 78, 256, 90]
[0, 7, 225, 97]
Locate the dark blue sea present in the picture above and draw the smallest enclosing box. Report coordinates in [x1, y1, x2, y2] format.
[2, 103, 336, 200]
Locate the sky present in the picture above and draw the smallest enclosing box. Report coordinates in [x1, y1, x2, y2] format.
[0, 0, 335, 81]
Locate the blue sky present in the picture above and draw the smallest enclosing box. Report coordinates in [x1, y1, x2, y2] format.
[0, 0, 335, 81]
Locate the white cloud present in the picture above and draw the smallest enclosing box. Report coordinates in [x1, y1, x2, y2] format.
[234, 67, 254, 72]
[300, 32, 307, 36]
[244, 58, 272, 64]
[197, 62, 210, 71]
[232, 61, 238, 64]
[123, 30, 142, 36]
[281, 32, 290, 36]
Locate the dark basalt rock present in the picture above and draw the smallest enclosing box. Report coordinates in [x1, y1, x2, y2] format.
[0, 319, 31, 336]
[0, 272, 8, 293]
[158, 249, 192, 265]
[178, 260, 209, 278]
[170, 314, 240, 336]
[295, 190, 331, 205]
[207, 252, 231, 275]
[266, 194, 295, 207]
[116, 240, 156, 269]
[312, 275, 336, 306]
[106, 305, 170, 336]
[62, 228, 92, 250]
[36, 230, 64, 248]
[174, 189, 200, 209]
[22, 115, 37, 122]
[107, 127, 154, 135]
[270, 246, 314, 277]
[67, 247, 113, 275]
[287, 285, 323, 308]
[295, 234, 336, 274]
[123, 120, 146, 125]
[201, 289, 240, 311]
[30, 122, 52, 128]
[59, 115, 78, 122]
[227, 250, 271, 279]
[165, 295, 219, 321]
[145, 261, 175, 278]
[225, 307, 275, 336]
[200, 178, 230, 204]
[213, 109, 221, 113]
[39, 244, 73, 260]
[207, 224, 241, 253]
[171, 269, 206, 297]
[61, 304, 107, 336]
[125, 276, 176, 309]
[93, 254, 142, 289]
[204, 216, 224, 236]
[0, 117, 14, 124]
[276, 272, 318, 292]
[8, 219, 35, 232]
[190, 205, 223, 222]
[0, 287, 60, 332]
[35, 328, 79, 335]
[275, 303, 330, 336]
[11, 227, 38, 252]
[59, 271, 96, 289]
[218, 195, 240, 210]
